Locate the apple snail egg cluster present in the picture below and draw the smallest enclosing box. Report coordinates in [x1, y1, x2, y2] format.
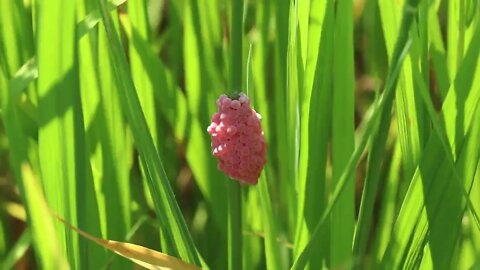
[207, 93, 266, 184]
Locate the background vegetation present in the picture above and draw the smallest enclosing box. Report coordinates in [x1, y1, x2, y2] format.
[1, 0, 480, 269]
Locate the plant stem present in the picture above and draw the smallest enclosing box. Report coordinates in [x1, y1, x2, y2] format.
[227, 181, 242, 270]
[228, 0, 243, 269]
[230, 0, 243, 92]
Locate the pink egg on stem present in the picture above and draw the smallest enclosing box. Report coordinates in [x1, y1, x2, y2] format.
[206, 92, 267, 185]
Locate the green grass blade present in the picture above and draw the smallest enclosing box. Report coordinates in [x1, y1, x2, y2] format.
[9, 59, 37, 101]
[36, 0, 85, 267]
[0, 5, 40, 266]
[4, 0, 480, 269]
[127, 0, 158, 141]
[466, 163, 480, 268]
[378, 0, 425, 181]
[370, 140, 402, 268]
[0, 76, 52, 269]
[354, 0, 431, 265]
[126, 0, 163, 253]
[183, 0, 228, 266]
[99, 13, 133, 236]
[0, 0, 33, 78]
[428, 3, 450, 100]
[96, 0, 200, 265]
[0, 228, 31, 270]
[424, 105, 480, 268]
[331, 0, 356, 267]
[352, 77, 394, 269]
[291, 1, 418, 267]
[258, 172, 282, 270]
[81, 11, 133, 269]
[124, 0, 179, 140]
[0, 219, 4, 260]
[401, 103, 480, 269]
[165, 0, 183, 83]
[243, 189, 263, 270]
[227, 180, 242, 270]
[228, 0, 244, 269]
[120, 8, 192, 256]
[21, 164, 70, 269]
[447, 0, 465, 80]
[294, 0, 333, 268]
[415, 23, 480, 268]
[286, 0, 301, 190]
[380, 19, 480, 269]
[77, 0, 127, 37]
[77, 1, 130, 269]
[7, 0, 126, 99]
[272, 0, 295, 238]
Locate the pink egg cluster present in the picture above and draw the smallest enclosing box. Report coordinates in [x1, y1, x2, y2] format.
[207, 93, 266, 184]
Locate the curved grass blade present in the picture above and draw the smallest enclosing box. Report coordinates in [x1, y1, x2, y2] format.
[21, 164, 70, 269]
[0, 228, 31, 270]
[96, 0, 200, 265]
[294, 1, 333, 268]
[53, 213, 202, 270]
[258, 172, 282, 270]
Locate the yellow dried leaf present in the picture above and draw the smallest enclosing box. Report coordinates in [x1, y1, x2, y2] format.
[53, 213, 202, 270]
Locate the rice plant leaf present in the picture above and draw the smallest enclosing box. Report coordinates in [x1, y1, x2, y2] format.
[77, 1, 132, 268]
[9, 58, 37, 101]
[258, 172, 282, 270]
[428, 4, 449, 99]
[447, 0, 465, 79]
[120, 7, 179, 132]
[272, 1, 295, 237]
[124, 0, 162, 252]
[380, 19, 480, 269]
[331, 0, 356, 266]
[227, 0, 244, 269]
[409, 23, 480, 268]
[36, 0, 85, 267]
[290, 0, 418, 267]
[354, 1, 431, 265]
[0, 6, 41, 264]
[77, 0, 127, 38]
[369, 141, 402, 268]
[378, 0, 425, 181]
[1, 202, 26, 222]
[127, 0, 158, 142]
[0, 0, 34, 77]
[21, 164, 70, 269]
[120, 4, 181, 226]
[53, 213, 202, 270]
[183, 0, 229, 266]
[294, 0, 333, 268]
[7, 0, 126, 98]
[394, 102, 480, 269]
[352, 60, 394, 270]
[286, 0, 302, 187]
[96, 0, 200, 264]
[0, 228, 31, 270]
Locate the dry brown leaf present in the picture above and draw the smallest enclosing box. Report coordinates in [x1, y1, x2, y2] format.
[52, 213, 202, 270]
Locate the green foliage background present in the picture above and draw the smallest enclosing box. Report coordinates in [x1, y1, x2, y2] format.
[0, 0, 479, 269]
